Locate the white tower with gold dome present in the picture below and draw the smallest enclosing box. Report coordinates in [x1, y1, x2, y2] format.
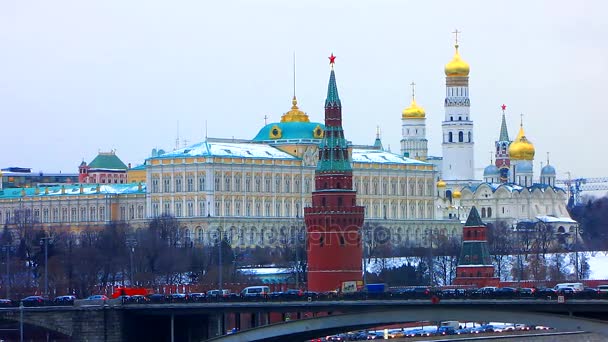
[441, 31, 475, 183]
[400, 82, 428, 160]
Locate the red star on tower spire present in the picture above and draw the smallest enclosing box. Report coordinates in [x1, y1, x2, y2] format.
[501, 104, 507, 111]
[329, 53, 336, 66]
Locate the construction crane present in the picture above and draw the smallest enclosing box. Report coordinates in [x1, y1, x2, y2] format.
[556, 176, 608, 208]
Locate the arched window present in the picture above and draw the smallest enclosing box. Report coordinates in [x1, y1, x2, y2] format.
[458, 131, 464, 142]
[481, 207, 486, 218]
[448, 132, 453, 143]
[487, 207, 492, 218]
[468, 132, 472, 142]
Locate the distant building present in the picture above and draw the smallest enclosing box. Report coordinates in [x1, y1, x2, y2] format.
[0, 167, 78, 190]
[78, 151, 129, 184]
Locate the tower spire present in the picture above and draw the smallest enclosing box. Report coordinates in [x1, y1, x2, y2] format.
[499, 104, 510, 142]
[325, 53, 341, 108]
[410, 81, 416, 101]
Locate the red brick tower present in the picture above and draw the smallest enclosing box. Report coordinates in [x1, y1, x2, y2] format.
[304, 54, 365, 292]
[453, 206, 499, 287]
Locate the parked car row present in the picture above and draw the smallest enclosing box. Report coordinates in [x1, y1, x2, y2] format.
[316, 323, 547, 341]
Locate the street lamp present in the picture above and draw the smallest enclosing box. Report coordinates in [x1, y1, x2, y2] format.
[217, 228, 223, 292]
[126, 237, 137, 286]
[1, 244, 15, 299]
[39, 236, 52, 298]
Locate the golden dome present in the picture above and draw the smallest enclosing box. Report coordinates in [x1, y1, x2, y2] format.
[402, 99, 426, 119]
[280, 96, 310, 123]
[444, 45, 470, 77]
[508, 125, 535, 160]
[436, 179, 446, 188]
[452, 190, 462, 199]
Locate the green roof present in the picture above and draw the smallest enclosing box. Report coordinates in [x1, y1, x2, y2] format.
[88, 153, 128, 170]
[464, 206, 485, 227]
[459, 241, 493, 266]
[252, 122, 325, 142]
[0, 183, 145, 199]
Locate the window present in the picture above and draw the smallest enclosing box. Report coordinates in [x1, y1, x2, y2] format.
[120, 206, 126, 220]
[487, 207, 492, 218]
[468, 132, 472, 142]
[163, 179, 171, 192]
[255, 176, 261, 192]
[99, 207, 105, 221]
[198, 175, 205, 191]
[164, 202, 170, 215]
[458, 131, 464, 142]
[275, 203, 281, 217]
[235, 177, 241, 191]
[199, 201, 206, 216]
[175, 202, 182, 217]
[245, 176, 251, 192]
[285, 179, 291, 193]
[265, 178, 271, 192]
[448, 132, 453, 143]
[481, 207, 486, 218]
[215, 176, 220, 191]
[152, 203, 159, 217]
[186, 176, 194, 192]
[224, 175, 231, 191]
[129, 205, 134, 219]
[187, 201, 194, 217]
[152, 178, 159, 193]
[138, 205, 144, 219]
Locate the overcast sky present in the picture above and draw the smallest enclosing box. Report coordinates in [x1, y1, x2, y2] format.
[0, 0, 606, 180]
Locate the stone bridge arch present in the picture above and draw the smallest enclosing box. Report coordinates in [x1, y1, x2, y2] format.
[210, 307, 608, 342]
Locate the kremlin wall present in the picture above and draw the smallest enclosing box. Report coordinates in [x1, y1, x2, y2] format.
[0, 37, 576, 261]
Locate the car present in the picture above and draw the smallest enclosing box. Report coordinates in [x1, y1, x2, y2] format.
[518, 288, 535, 296]
[207, 289, 231, 298]
[21, 296, 48, 306]
[85, 295, 108, 301]
[597, 284, 608, 294]
[147, 293, 168, 303]
[54, 295, 76, 304]
[455, 327, 472, 335]
[495, 287, 519, 298]
[515, 324, 531, 331]
[128, 295, 149, 303]
[169, 293, 188, 302]
[0, 298, 13, 307]
[189, 293, 206, 302]
[436, 326, 456, 335]
[535, 287, 557, 299]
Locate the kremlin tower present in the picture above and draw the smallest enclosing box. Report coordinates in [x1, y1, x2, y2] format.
[441, 31, 475, 183]
[304, 54, 365, 292]
[400, 82, 428, 161]
[453, 206, 499, 287]
[484, 105, 511, 184]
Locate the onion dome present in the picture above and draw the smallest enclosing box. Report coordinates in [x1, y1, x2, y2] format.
[508, 124, 535, 160]
[453, 190, 462, 199]
[516, 160, 533, 173]
[436, 179, 446, 188]
[484, 164, 500, 177]
[402, 99, 426, 119]
[541, 164, 556, 176]
[280, 96, 310, 123]
[445, 44, 470, 77]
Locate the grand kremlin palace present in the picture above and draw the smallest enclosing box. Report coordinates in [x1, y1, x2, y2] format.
[1, 40, 573, 248]
[0, 95, 460, 250]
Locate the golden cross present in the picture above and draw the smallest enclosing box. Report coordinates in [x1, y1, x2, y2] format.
[520, 113, 524, 126]
[410, 81, 416, 100]
[452, 29, 461, 45]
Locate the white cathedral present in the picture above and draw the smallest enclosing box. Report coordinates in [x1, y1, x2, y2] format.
[400, 37, 570, 226]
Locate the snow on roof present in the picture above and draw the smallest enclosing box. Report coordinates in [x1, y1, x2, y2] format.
[0, 183, 145, 199]
[239, 268, 291, 275]
[351, 149, 429, 165]
[536, 215, 577, 224]
[154, 141, 297, 160]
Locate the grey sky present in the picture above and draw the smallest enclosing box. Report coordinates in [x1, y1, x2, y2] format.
[1, 0, 606, 180]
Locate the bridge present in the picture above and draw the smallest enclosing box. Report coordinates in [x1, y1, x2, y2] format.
[2, 299, 608, 341]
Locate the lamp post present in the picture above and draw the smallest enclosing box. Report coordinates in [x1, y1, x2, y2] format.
[217, 228, 223, 292]
[39, 236, 51, 298]
[126, 237, 137, 286]
[1, 244, 15, 299]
